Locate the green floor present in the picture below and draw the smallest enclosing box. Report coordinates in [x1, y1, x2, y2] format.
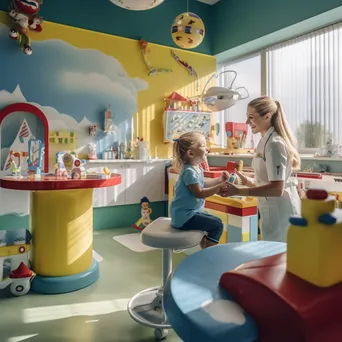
[0, 228, 186, 342]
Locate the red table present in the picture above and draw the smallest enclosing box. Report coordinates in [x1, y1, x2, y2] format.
[0, 174, 121, 294]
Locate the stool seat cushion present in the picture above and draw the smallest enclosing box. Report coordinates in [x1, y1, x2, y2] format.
[141, 217, 204, 249]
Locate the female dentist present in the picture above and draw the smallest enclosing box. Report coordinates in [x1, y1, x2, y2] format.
[221, 96, 301, 242]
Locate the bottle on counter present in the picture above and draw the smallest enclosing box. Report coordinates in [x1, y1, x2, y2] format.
[113, 147, 118, 159]
[134, 137, 140, 160]
[138, 138, 148, 160]
[119, 142, 126, 159]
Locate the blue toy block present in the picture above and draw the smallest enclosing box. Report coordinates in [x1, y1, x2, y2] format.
[227, 225, 242, 242]
[249, 215, 259, 241]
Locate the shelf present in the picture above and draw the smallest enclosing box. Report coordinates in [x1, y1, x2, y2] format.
[86, 159, 170, 164]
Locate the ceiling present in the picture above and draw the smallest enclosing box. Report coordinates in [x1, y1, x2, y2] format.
[197, 0, 221, 5]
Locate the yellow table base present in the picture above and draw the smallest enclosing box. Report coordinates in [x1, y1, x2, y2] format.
[31, 189, 93, 277]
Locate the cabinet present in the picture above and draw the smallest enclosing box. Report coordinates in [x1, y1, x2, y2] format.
[85, 160, 167, 207]
[125, 162, 166, 205]
[89, 164, 126, 207]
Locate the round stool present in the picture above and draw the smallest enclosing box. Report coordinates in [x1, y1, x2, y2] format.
[127, 217, 204, 341]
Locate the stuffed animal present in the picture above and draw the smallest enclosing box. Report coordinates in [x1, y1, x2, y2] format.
[8, 0, 44, 55]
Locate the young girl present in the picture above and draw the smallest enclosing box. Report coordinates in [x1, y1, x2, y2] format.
[220, 96, 301, 242]
[170, 132, 227, 249]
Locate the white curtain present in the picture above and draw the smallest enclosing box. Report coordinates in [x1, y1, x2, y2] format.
[266, 22, 342, 150]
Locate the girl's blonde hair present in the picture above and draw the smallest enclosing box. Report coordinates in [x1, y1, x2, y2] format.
[172, 131, 203, 169]
[248, 96, 301, 169]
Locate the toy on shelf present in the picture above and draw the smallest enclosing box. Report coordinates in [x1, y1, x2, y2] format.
[8, 0, 44, 55]
[88, 142, 98, 160]
[134, 197, 153, 231]
[0, 229, 34, 297]
[103, 167, 111, 178]
[3, 119, 31, 172]
[139, 38, 172, 76]
[315, 138, 340, 158]
[171, 50, 199, 90]
[133, 137, 149, 160]
[9, 151, 21, 176]
[89, 125, 97, 137]
[210, 122, 254, 155]
[27, 137, 44, 178]
[55, 152, 86, 179]
[219, 188, 342, 342]
[71, 159, 86, 179]
[164, 92, 199, 111]
[55, 152, 68, 177]
[104, 105, 114, 133]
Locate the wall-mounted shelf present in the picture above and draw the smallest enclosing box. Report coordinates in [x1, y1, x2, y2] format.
[163, 110, 211, 143]
[86, 159, 170, 164]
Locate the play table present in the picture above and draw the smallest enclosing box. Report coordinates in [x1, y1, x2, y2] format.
[164, 241, 286, 341]
[0, 174, 121, 294]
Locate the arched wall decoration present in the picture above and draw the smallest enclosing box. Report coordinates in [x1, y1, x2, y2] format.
[0, 103, 49, 173]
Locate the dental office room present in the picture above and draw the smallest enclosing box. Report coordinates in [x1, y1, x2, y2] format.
[0, 0, 342, 341]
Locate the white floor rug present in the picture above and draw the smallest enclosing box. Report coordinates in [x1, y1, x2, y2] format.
[92, 250, 103, 262]
[113, 233, 156, 252]
[113, 232, 202, 255]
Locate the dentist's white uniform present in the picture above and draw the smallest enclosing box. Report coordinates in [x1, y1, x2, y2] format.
[252, 126, 301, 242]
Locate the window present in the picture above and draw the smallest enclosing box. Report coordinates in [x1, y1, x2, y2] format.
[213, 53, 262, 149]
[266, 23, 342, 151]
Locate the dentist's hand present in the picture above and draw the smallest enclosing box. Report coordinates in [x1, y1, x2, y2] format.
[218, 182, 239, 197]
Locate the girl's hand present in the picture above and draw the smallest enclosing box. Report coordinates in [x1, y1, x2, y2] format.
[220, 171, 229, 182]
[219, 183, 239, 197]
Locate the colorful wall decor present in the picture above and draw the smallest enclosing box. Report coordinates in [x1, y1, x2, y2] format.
[171, 50, 199, 90]
[171, 12, 205, 49]
[8, 0, 44, 55]
[0, 9, 215, 172]
[139, 38, 172, 76]
[0, 102, 49, 172]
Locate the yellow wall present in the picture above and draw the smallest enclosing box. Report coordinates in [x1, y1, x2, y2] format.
[0, 13, 216, 159]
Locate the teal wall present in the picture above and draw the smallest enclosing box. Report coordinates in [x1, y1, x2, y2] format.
[1, 0, 341, 56]
[1, 201, 167, 231]
[212, 0, 342, 55]
[0, 0, 213, 55]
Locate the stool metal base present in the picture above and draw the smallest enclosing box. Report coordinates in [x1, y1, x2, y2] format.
[128, 249, 173, 341]
[128, 286, 170, 340]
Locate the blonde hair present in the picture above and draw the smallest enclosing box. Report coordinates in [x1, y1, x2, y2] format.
[172, 131, 204, 169]
[248, 96, 301, 169]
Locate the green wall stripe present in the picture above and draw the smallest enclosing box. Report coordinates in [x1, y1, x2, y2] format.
[0, 201, 167, 231]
